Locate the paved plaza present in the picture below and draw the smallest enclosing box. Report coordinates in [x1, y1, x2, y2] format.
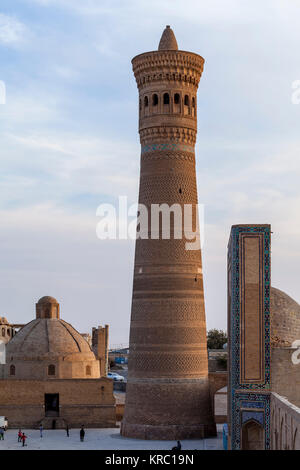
[0, 425, 223, 450]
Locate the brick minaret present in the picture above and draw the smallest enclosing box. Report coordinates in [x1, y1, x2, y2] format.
[121, 26, 215, 439]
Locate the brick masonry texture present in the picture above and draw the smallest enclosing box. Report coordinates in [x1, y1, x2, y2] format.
[0, 297, 116, 428]
[121, 26, 215, 440]
[271, 348, 300, 408]
[3, 317, 100, 379]
[270, 287, 300, 347]
[0, 379, 116, 428]
[271, 393, 300, 450]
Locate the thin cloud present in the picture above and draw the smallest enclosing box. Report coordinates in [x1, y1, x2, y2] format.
[0, 13, 27, 45]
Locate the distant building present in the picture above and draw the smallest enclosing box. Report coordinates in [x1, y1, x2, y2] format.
[81, 333, 92, 347]
[92, 325, 109, 377]
[0, 296, 115, 429]
[0, 317, 16, 344]
[109, 348, 129, 366]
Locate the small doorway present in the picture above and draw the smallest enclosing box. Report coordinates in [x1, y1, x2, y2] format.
[241, 420, 264, 450]
[45, 393, 59, 417]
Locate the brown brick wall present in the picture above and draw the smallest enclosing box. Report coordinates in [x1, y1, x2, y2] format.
[271, 287, 300, 346]
[122, 27, 215, 440]
[271, 348, 300, 407]
[0, 378, 116, 428]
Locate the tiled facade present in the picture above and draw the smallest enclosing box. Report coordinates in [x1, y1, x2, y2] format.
[227, 224, 271, 450]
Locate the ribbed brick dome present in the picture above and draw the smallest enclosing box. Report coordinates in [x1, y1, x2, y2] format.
[271, 287, 300, 347]
[6, 318, 93, 358]
[4, 298, 100, 379]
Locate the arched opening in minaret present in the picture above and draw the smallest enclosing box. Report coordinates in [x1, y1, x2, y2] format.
[192, 97, 196, 117]
[163, 93, 170, 113]
[144, 96, 149, 116]
[184, 94, 190, 115]
[152, 94, 159, 114]
[10, 364, 15, 376]
[152, 94, 158, 106]
[174, 93, 180, 113]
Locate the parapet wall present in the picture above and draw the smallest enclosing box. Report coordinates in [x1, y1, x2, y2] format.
[271, 393, 300, 450]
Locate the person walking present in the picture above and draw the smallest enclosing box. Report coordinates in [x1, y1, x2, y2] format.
[80, 425, 85, 442]
[0, 428, 4, 440]
[39, 424, 43, 438]
[21, 432, 27, 447]
[18, 429, 22, 442]
[66, 425, 69, 437]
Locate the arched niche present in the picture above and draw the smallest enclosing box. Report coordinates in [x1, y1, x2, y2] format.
[241, 419, 264, 450]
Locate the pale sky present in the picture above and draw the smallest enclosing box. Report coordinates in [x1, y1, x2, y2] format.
[0, 0, 300, 345]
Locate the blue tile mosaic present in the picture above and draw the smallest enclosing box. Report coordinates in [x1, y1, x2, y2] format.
[228, 225, 271, 450]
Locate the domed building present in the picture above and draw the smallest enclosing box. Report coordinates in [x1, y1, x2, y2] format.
[0, 297, 116, 429]
[271, 287, 300, 348]
[3, 296, 100, 380]
[270, 287, 300, 410]
[0, 316, 16, 345]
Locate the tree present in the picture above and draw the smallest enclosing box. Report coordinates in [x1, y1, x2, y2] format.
[207, 329, 227, 350]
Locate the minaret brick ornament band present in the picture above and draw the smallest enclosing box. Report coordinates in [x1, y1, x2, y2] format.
[121, 26, 216, 440]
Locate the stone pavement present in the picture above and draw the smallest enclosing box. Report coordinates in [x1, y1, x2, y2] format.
[0, 425, 224, 450]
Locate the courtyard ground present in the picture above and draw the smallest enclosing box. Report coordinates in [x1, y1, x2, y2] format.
[0, 425, 223, 450]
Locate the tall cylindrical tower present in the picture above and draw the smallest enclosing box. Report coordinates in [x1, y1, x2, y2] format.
[121, 26, 216, 440]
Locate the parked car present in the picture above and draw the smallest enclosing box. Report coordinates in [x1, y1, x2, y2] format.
[107, 372, 125, 382]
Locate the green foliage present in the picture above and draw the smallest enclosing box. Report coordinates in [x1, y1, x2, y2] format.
[207, 329, 227, 350]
